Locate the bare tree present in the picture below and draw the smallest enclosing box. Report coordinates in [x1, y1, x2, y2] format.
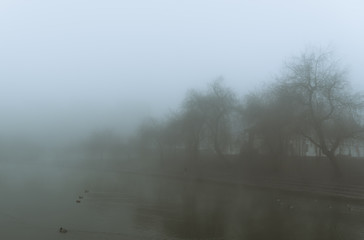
[204, 79, 237, 159]
[241, 86, 302, 159]
[181, 89, 207, 160]
[280, 48, 364, 175]
[180, 79, 237, 160]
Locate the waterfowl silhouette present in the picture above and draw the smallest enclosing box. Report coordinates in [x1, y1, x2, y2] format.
[59, 227, 67, 233]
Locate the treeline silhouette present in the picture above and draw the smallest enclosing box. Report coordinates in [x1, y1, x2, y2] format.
[78, 48, 364, 185]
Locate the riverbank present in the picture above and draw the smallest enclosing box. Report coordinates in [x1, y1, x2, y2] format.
[100, 155, 364, 203]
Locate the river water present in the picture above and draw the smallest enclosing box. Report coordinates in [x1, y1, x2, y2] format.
[1, 162, 364, 240]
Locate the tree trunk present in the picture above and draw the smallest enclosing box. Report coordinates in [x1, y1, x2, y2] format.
[325, 150, 341, 178]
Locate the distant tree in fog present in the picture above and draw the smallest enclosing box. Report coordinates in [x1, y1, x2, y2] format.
[134, 115, 184, 161]
[240, 87, 302, 158]
[181, 89, 207, 160]
[204, 79, 237, 159]
[181, 79, 237, 160]
[161, 113, 185, 158]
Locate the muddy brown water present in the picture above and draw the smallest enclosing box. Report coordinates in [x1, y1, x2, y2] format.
[1, 162, 364, 240]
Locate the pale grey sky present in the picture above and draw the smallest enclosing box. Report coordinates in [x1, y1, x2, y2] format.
[1, 0, 364, 142]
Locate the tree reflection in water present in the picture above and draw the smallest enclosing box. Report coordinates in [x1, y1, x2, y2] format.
[130, 175, 364, 240]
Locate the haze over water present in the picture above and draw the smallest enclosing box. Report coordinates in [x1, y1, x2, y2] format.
[1, 1, 364, 239]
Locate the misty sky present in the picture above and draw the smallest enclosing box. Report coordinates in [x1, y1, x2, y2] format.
[1, 0, 364, 142]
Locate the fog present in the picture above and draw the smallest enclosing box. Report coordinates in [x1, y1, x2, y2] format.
[2, 0, 364, 239]
[1, 0, 364, 146]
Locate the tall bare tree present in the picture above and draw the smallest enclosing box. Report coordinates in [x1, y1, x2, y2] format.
[204, 79, 237, 159]
[280, 48, 364, 175]
[181, 79, 237, 160]
[181, 89, 207, 160]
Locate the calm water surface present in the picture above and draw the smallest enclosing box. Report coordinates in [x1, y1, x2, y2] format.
[1, 162, 364, 239]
